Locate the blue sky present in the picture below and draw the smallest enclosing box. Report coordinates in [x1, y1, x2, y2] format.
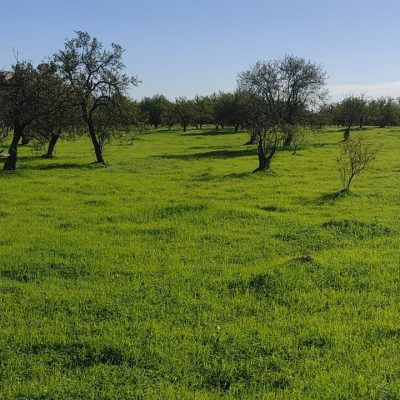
[1, 0, 400, 101]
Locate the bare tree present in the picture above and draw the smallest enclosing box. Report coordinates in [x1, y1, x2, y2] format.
[54, 31, 138, 164]
[337, 138, 380, 192]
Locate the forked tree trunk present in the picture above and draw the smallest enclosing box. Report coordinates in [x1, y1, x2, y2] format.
[253, 141, 276, 173]
[4, 125, 24, 171]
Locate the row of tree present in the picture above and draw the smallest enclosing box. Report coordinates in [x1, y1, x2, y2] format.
[0, 31, 392, 173]
[138, 92, 249, 133]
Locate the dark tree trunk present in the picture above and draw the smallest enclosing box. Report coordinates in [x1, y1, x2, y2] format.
[182, 123, 187, 132]
[245, 131, 258, 145]
[44, 133, 60, 158]
[234, 125, 239, 133]
[4, 125, 24, 171]
[253, 139, 276, 173]
[82, 105, 106, 164]
[215, 124, 219, 132]
[343, 126, 350, 141]
[21, 134, 31, 145]
[283, 132, 292, 147]
[255, 148, 267, 171]
[154, 123, 159, 129]
[87, 119, 105, 164]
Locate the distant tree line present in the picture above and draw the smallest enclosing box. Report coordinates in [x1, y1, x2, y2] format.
[137, 91, 250, 133]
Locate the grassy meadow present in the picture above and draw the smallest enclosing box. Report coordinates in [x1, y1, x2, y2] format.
[0, 126, 399, 399]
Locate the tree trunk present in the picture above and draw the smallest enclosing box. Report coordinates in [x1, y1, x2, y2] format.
[343, 127, 350, 141]
[245, 131, 258, 145]
[44, 133, 60, 158]
[345, 173, 355, 191]
[215, 124, 219, 132]
[254, 141, 267, 172]
[4, 125, 24, 171]
[87, 119, 105, 164]
[21, 134, 31, 145]
[283, 132, 292, 147]
[253, 142, 276, 173]
[234, 125, 239, 133]
[183, 124, 187, 132]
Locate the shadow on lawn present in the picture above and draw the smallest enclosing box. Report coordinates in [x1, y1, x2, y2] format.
[305, 141, 339, 149]
[31, 162, 101, 171]
[182, 129, 239, 137]
[156, 148, 256, 160]
[315, 190, 351, 204]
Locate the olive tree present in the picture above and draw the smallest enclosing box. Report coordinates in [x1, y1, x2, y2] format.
[238, 56, 327, 172]
[174, 97, 194, 132]
[238, 56, 327, 171]
[54, 31, 138, 164]
[333, 94, 366, 140]
[213, 91, 249, 133]
[139, 94, 168, 129]
[28, 63, 81, 158]
[238, 55, 327, 146]
[245, 93, 284, 172]
[0, 61, 69, 170]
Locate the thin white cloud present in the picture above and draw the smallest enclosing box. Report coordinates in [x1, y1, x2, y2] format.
[328, 82, 400, 101]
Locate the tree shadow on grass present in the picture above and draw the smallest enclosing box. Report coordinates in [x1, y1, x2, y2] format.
[315, 189, 351, 205]
[224, 172, 253, 179]
[31, 162, 100, 171]
[19, 155, 44, 162]
[304, 141, 339, 149]
[155, 148, 256, 160]
[181, 129, 239, 137]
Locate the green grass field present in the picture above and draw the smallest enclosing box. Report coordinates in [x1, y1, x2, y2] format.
[1, 126, 399, 399]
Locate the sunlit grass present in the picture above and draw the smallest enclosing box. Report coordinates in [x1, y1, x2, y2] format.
[0, 126, 399, 399]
